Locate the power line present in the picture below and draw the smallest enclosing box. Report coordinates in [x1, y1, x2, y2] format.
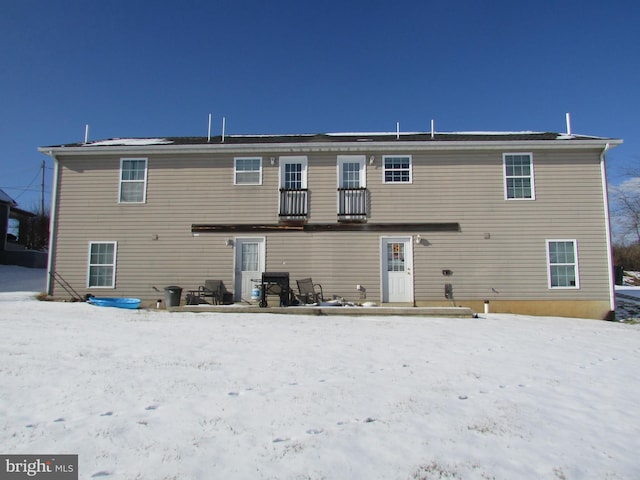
[2, 162, 51, 212]
[9, 169, 41, 201]
[0, 186, 52, 191]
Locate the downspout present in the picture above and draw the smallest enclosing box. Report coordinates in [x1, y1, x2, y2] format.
[412, 235, 417, 307]
[600, 143, 615, 316]
[43, 150, 60, 296]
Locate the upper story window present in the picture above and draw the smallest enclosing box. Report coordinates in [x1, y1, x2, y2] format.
[234, 157, 262, 185]
[88, 241, 117, 288]
[383, 155, 412, 183]
[338, 155, 366, 188]
[504, 153, 534, 200]
[280, 156, 308, 190]
[279, 156, 308, 218]
[119, 158, 147, 203]
[547, 240, 579, 288]
[337, 155, 368, 220]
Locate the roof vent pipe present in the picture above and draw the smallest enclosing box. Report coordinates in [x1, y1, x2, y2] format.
[396, 122, 400, 140]
[222, 116, 226, 143]
[207, 113, 212, 142]
[84, 124, 89, 143]
[565, 112, 572, 136]
[431, 119, 435, 140]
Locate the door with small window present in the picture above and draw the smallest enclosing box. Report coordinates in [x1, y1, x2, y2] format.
[279, 156, 308, 218]
[381, 237, 413, 302]
[234, 237, 265, 302]
[337, 155, 367, 219]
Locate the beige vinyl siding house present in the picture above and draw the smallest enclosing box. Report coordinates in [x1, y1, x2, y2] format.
[40, 132, 621, 319]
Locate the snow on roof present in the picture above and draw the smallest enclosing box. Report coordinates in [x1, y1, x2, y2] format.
[41, 131, 619, 150]
[85, 138, 174, 146]
[444, 131, 542, 135]
[192, 131, 557, 138]
[326, 131, 561, 136]
[554, 133, 609, 140]
[227, 133, 315, 138]
[325, 132, 423, 136]
[0, 188, 17, 205]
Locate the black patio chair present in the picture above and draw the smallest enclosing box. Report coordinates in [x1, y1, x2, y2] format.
[296, 278, 324, 304]
[198, 280, 233, 305]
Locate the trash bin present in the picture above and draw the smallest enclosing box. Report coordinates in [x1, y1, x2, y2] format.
[614, 265, 624, 286]
[164, 286, 182, 307]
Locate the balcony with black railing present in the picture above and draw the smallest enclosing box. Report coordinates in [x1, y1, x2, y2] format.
[279, 188, 308, 219]
[338, 187, 368, 221]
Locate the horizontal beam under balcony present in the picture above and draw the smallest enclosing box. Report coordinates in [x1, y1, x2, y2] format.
[192, 222, 461, 233]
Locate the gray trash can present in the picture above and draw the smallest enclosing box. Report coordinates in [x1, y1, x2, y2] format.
[614, 265, 624, 286]
[164, 286, 182, 307]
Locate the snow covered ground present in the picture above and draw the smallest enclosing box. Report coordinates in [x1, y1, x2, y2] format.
[1, 266, 639, 479]
[612, 273, 640, 320]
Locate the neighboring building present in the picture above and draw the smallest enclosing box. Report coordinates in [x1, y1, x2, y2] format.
[0, 189, 36, 249]
[0, 188, 17, 252]
[0, 188, 45, 267]
[39, 131, 622, 319]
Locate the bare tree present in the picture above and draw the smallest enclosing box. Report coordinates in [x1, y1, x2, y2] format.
[19, 209, 50, 251]
[610, 177, 640, 245]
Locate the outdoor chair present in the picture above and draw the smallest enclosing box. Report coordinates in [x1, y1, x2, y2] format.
[296, 278, 324, 304]
[197, 280, 233, 305]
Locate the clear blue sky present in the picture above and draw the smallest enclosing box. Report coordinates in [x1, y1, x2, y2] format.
[1, 0, 638, 211]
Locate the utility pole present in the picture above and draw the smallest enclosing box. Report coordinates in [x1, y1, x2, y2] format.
[41, 159, 45, 215]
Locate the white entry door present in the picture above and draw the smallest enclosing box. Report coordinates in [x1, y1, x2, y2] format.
[381, 237, 413, 303]
[234, 237, 265, 302]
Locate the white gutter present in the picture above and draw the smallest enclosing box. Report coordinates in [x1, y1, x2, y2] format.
[42, 149, 60, 296]
[600, 143, 616, 315]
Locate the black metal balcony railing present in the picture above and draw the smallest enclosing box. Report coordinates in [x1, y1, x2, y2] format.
[279, 188, 308, 217]
[338, 187, 368, 220]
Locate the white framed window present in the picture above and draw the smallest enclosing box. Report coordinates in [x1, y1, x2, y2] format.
[337, 155, 366, 188]
[279, 156, 308, 189]
[547, 240, 579, 288]
[119, 158, 148, 203]
[88, 241, 117, 288]
[337, 155, 367, 219]
[383, 155, 412, 184]
[234, 157, 262, 185]
[279, 156, 308, 218]
[504, 153, 535, 200]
